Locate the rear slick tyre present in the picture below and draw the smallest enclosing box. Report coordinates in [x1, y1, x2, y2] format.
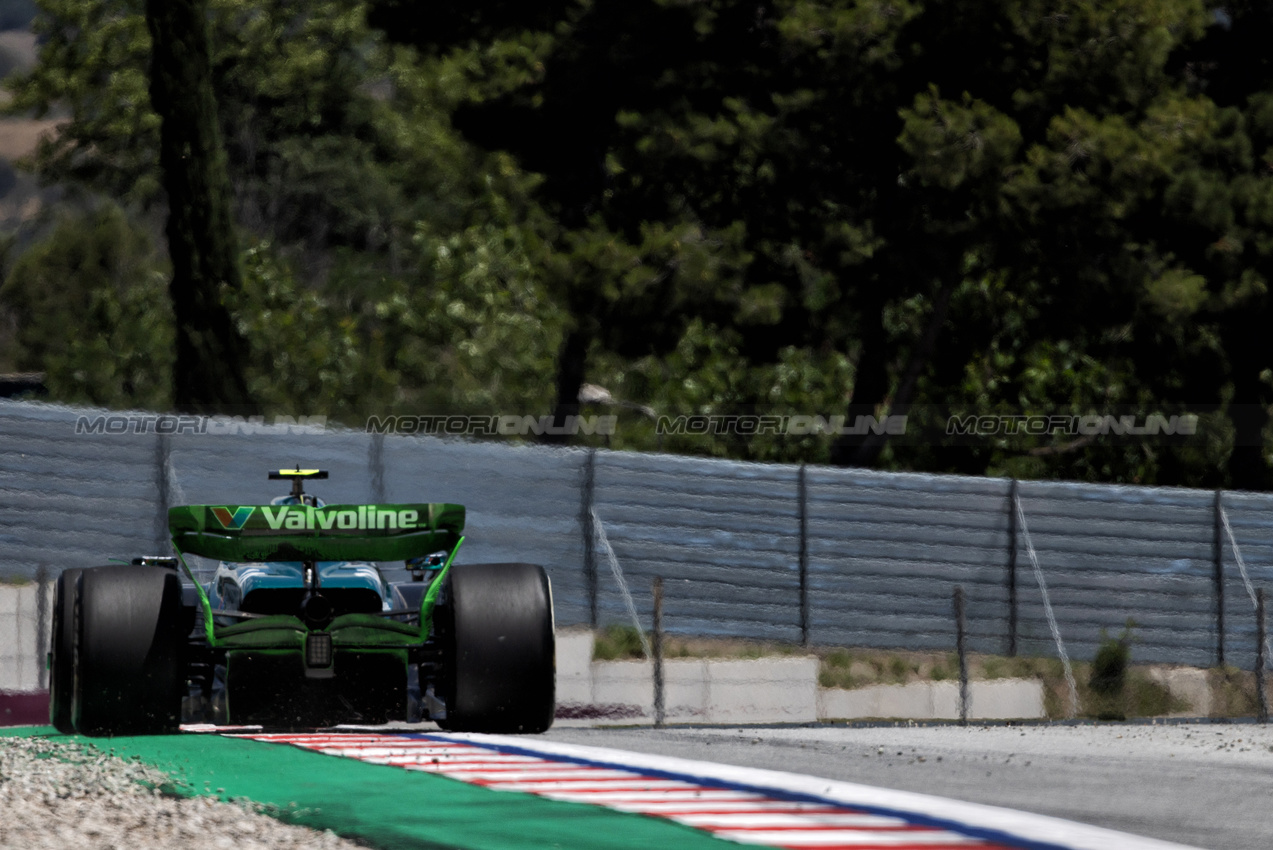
[73, 565, 185, 736]
[48, 568, 83, 733]
[439, 562, 554, 734]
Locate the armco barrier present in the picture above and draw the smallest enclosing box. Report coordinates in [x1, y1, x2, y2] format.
[2, 399, 1272, 670]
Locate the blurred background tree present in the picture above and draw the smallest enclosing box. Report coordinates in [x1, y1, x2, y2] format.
[0, 202, 172, 407]
[0, 0, 1269, 488]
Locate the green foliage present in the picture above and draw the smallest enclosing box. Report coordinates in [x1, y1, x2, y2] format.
[1089, 621, 1136, 719]
[5, 0, 159, 201]
[6, 0, 479, 258]
[1121, 672, 1187, 717]
[0, 204, 172, 408]
[1090, 635, 1131, 698]
[233, 241, 396, 417]
[233, 211, 564, 419]
[4, 0, 560, 417]
[900, 89, 1023, 192]
[586, 320, 856, 463]
[6, 0, 1273, 489]
[1145, 268, 1209, 319]
[395, 216, 564, 413]
[592, 624, 648, 661]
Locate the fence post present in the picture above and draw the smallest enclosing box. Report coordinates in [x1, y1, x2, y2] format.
[652, 576, 665, 727]
[581, 450, 598, 628]
[369, 432, 386, 503]
[1006, 479, 1018, 657]
[955, 585, 968, 724]
[1214, 489, 1226, 667]
[35, 564, 49, 691]
[1257, 588, 1267, 724]
[798, 464, 809, 647]
[154, 433, 171, 552]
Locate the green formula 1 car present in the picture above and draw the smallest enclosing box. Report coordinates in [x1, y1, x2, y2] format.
[48, 469, 555, 735]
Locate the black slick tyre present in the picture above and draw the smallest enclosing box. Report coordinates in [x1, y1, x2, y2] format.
[73, 565, 185, 736]
[438, 562, 555, 733]
[48, 568, 83, 733]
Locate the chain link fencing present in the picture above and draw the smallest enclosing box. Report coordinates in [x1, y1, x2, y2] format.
[3, 399, 1273, 694]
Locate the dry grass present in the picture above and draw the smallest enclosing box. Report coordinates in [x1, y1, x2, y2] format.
[1208, 666, 1267, 716]
[819, 647, 1195, 719]
[590, 628, 1240, 719]
[592, 626, 808, 662]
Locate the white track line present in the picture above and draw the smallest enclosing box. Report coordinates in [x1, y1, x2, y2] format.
[675, 815, 908, 828]
[711, 832, 984, 847]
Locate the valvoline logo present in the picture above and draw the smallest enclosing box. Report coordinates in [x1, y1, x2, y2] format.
[207, 504, 422, 531]
[211, 506, 256, 529]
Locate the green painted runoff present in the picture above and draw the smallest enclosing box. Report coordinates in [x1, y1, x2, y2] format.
[3, 727, 750, 850]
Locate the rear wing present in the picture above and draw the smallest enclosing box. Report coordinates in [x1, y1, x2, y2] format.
[168, 503, 465, 562]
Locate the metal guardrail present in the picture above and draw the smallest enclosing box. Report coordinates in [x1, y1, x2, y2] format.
[2, 399, 1272, 668]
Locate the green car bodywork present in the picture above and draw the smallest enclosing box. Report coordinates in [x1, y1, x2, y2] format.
[170, 502, 465, 640]
[168, 502, 464, 722]
[51, 468, 556, 734]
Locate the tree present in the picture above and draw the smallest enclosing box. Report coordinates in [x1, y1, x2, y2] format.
[7, 0, 478, 274]
[146, 0, 253, 411]
[0, 203, 172, 408]
[7, 0, 554, 418]
[1159, 1, 1273, 489]
[10, 0, 1273, 489]
[368, 0, 759, 440]
[877, 0, 1224, 483]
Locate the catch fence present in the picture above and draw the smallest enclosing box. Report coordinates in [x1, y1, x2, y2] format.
[1, 399, 1271, 672]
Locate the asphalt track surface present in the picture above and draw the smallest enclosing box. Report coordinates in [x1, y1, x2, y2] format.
[542, 722, 1273, 850]
[9, 721, 1262, 848]
[261, 731, 1075, 849]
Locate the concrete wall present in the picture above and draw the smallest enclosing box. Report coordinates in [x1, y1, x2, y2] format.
[574, 656, 823, 724]
[0, 583, 50, 693]
[556, 632, 1046, 723]
[816, 680, 1045, 721]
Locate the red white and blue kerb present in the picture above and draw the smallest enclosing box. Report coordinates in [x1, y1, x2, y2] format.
[235, 732, 1054, 850]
